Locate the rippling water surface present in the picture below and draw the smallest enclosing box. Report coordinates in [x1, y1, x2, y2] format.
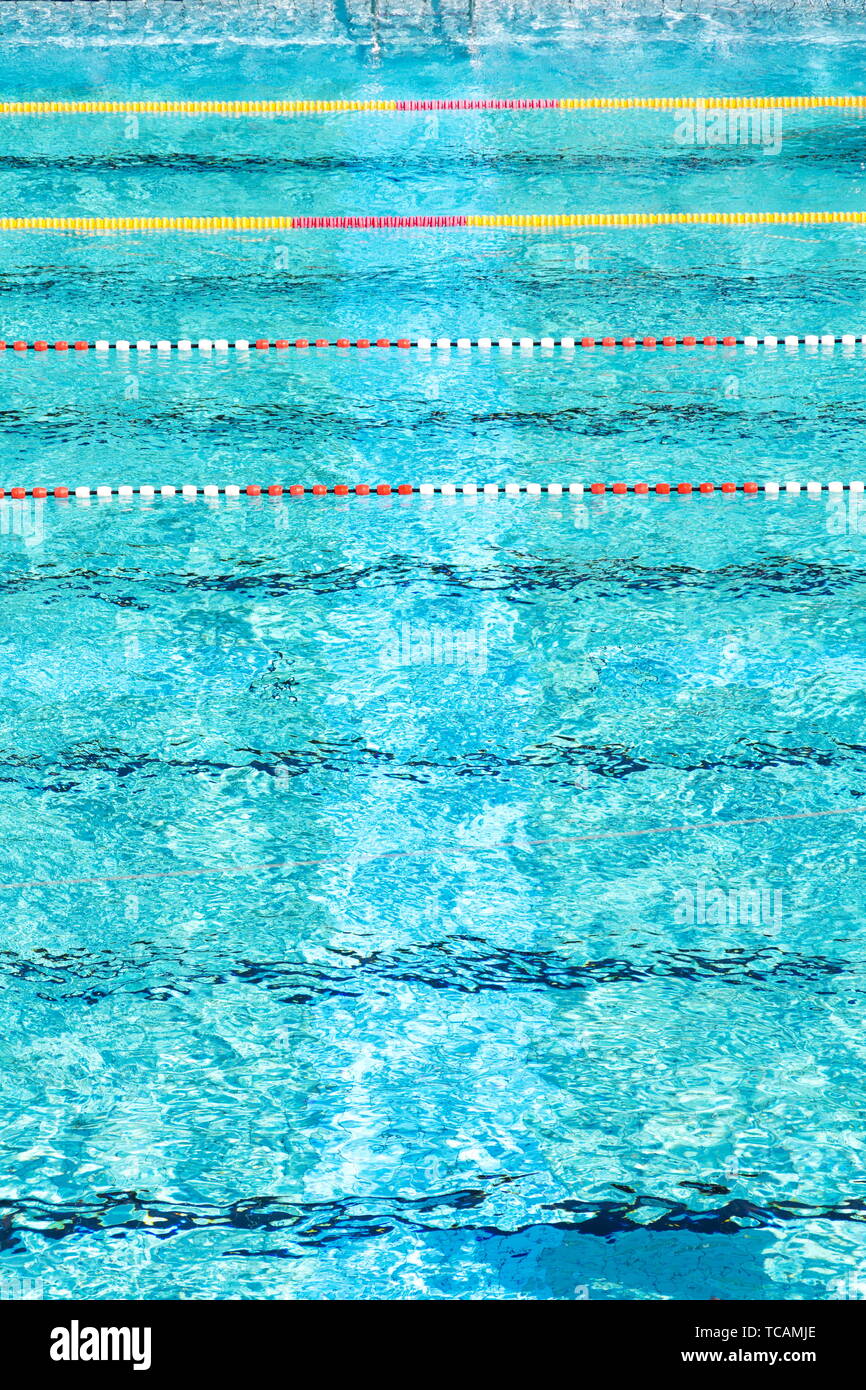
[2, 496, 866, 1299]
[1, 0, 866, 1302]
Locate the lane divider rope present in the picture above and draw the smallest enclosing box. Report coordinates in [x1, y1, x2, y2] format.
[0, 334, 863, 351]
[2, 97, 865, 116]
[1, 212, 866, 233]
[2, 482, 862, 500]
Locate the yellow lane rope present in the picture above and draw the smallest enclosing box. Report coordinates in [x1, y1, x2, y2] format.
[0, 96, 864, 116]
[0, 212, 864, 233]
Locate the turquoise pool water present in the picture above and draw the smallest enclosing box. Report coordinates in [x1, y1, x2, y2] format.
[3, 494, 866, 1301]
[3, 347, 866, 488]
[1, 0, 866, 1302]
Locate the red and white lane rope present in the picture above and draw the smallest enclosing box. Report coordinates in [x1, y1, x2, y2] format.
[1, 334, 864, 352]
[3, 482, 863, 500]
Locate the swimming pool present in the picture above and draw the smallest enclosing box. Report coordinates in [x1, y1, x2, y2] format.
[1, 0, 866, 1304]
